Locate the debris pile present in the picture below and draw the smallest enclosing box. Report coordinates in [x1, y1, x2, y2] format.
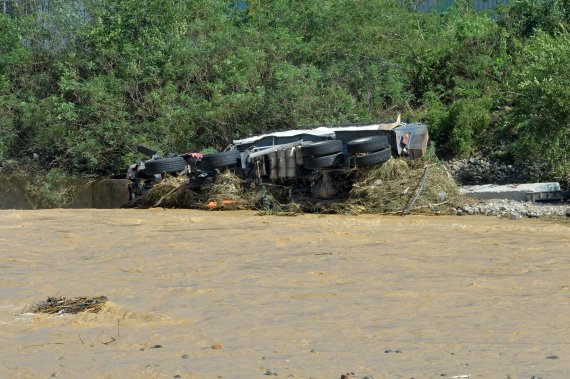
[343, 159, 463, 215]
[126, 159, 464, 215]
[27, 296, 108, 315]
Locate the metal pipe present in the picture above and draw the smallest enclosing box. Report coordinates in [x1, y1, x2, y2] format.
[248, 140, 303, 159]
[277, 150, 287, 179]
[286, 148, 296, 178]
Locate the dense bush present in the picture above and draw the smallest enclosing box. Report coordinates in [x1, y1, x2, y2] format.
[0, 0, 568, 184]
[506, 30, 570, 181]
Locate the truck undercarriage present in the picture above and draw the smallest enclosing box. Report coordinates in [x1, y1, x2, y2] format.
[126, 119, 429, 204]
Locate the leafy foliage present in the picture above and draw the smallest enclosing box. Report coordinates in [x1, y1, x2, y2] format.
[506, 30, 570, 180]
[0, 0, 568, 183]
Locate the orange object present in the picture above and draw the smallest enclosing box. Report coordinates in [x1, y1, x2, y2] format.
[206, 201, 217, 209]
[222, 200, 235, 205]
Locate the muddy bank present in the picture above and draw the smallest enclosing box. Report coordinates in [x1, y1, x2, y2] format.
[1, 209, 569, 378]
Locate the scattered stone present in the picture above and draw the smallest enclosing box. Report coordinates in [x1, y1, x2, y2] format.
[444, 150, 536, 185]
[363, 376, 373, 379]
[181, 354, 189, 359]
[310, 348, 318, 353]
[350, 372, 358, 376]
[211, 343, 223, 350]
[384, 349, 402, 353]
[150, 345, 162, 349]
[531, 376, 542, 379]
[174, 376, 181, 378]
[50, 374, 57, 378]
[546, 355, 559, 359]
[265, 368, 278, 376]
[461, 198, 569, 219]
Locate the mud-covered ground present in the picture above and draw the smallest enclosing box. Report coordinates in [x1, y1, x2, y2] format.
[1, 209, 569, 378]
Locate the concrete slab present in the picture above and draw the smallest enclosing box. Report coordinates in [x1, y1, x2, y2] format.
[0, 176, 128, 209]
[0, 175, 25, 209]
[92, 179, 128, 208]
[69, 181, 94, 209]
[460, 182, 561, 202]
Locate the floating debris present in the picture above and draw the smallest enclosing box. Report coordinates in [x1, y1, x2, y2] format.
[28, 296, 108, 314]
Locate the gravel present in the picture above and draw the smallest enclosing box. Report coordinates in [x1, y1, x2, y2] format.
[455, 199, 569, 219]
[444, 151, 539, 185]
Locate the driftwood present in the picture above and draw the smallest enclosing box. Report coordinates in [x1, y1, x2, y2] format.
[402, 165, 430, 215]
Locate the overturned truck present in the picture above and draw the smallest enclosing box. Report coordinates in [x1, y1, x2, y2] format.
[126, 118, 429, 204]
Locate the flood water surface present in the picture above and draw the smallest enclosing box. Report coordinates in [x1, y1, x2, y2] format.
[0, 209, 569, 378]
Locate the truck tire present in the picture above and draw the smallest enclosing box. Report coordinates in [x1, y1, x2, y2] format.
[303, 152, 344, 169]
[201, 150, 241, 170]
[346, 135, 389, 154]
[301, 140, 343, 157]
[354, 148, 392, 167]
[144, 156, 187, 175]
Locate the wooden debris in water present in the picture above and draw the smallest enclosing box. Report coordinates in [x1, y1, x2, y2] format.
[29, 296, 108, 314]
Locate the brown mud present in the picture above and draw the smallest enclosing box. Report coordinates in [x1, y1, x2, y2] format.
[0, 209, 569, 378]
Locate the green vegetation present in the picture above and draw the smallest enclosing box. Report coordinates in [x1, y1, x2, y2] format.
[0, 0, 568, 184]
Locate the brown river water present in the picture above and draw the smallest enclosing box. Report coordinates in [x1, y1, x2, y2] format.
[0, 209, 569, 379]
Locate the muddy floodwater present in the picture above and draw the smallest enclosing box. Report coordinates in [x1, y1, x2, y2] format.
[1, 209, 569, 378]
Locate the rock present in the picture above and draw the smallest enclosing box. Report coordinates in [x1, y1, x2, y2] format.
[181, 354, 189, 359]
[456, 209, 464, 216]
[265, 368, 278, 376]
[510, 211, 522, 220]
[546, 355, 559, 359]
[151, 344, 162, 349]
[174, 376, 182, 378]
[363, 376, 374, 379]
[211, 343, 223, 350]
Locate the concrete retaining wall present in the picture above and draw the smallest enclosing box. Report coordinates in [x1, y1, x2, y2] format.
[0, 176, 128, 209]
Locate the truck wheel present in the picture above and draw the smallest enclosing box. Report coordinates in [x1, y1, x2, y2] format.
[346, 135, 389, 154]
[354, 148, 392, 167]
[144, 156, 187, 175]
[301, 140, 343, 157]
[303, 152, 344, 169]
[201, 150, 241, 170]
